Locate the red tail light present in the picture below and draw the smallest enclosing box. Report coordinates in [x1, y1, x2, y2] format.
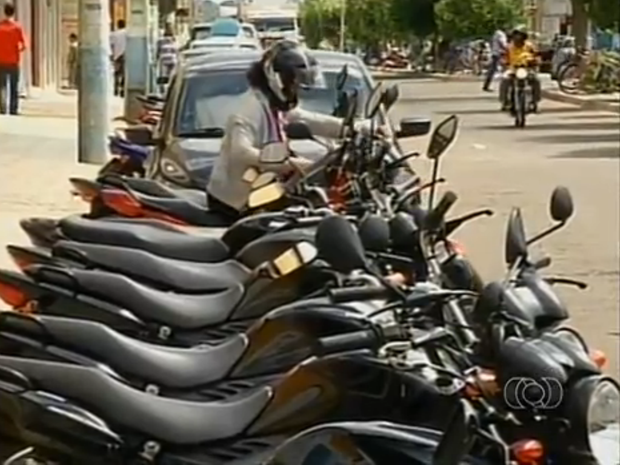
[0, 282, 30, 308]
[100, 189, 187, 225]
[511, 439, 544, 464]
[101, 189, 144, 217]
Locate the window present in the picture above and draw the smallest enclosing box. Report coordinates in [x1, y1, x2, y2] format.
[249, 17, 296, 33]
[174, 68, 367, 136]
[192, 26, 212, 41]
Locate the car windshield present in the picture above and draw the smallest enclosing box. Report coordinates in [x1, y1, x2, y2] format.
[174, 68, 369, 136]
[250, 17, 295, 33]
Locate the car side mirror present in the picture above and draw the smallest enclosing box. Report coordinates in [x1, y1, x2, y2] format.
[396, 118, 432, 138]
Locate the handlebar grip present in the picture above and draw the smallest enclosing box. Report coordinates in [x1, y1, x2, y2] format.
[328, 285, 392, 303]
[319, 324, 402, 354]
[425, 191, 458, 231]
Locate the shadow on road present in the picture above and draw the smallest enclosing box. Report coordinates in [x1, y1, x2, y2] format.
[553, 146, 620, 159]
[477, 121, 619, 132]
[561, 113, 620, 121]
[528, 133, 620, 144]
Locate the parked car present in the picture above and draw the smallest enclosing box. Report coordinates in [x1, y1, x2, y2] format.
[190, 19, 258, 41]
[148, 49, 421, 190]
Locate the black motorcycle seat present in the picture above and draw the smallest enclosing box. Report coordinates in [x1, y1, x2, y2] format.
[126, 187, 231, 227]
[121, 178, 208, 206]
[29, 266, 245, 330]
[0, 355, 272, 444]
[53, 241, 250, 293]
[2, 315, 248, 389]
[59, 215, 229, 263]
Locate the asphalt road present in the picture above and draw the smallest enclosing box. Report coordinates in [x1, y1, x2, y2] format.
[386, 77, 620, 376]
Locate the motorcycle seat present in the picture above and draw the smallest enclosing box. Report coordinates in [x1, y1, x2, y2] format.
[0, 355, 272, 444]
[118, 177, 208, 206]
[28, 266, 245, 330]
[2, 314, 248, 389]
[126, 187, 231, 227]
[59, 215, 229, 263]
[53, 241, 250, 293]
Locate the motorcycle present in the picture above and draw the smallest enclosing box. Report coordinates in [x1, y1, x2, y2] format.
[506, 67, 536, 128]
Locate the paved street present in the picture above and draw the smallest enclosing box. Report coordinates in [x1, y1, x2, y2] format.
[389, 78, 619, 375]
[0, 80, 618, 376]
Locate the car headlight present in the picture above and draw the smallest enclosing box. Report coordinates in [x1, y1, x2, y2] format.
[515, 68, 529, 80]
[566, 376, 620, 464]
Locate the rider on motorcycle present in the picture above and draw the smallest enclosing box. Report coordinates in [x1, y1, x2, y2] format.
[499, 26, 541, 112]
[207, 40, 377, 220]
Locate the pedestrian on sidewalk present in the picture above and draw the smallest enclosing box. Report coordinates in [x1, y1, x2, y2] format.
[0, 2, 27, 115]
[67, 33, 79, 89]
[483, 27, 507, 92]
[110, 19, 127, 97]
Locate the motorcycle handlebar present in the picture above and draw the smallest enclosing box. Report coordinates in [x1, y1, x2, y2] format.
[318, 324, 403, 355]
[328, 285, 393, 303]
[425, 191, 458, 231]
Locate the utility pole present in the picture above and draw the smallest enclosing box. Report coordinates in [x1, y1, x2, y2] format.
[125, 0, 150, 121]
[339, 0, 346, 51]
[78, 0, 111, 164]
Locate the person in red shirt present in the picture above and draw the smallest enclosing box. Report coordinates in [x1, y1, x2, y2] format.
[0, 2, 26, 115]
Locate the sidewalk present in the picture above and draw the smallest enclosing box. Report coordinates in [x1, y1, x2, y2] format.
[0, 92, 122, 268]
[540, 88, 620, 113]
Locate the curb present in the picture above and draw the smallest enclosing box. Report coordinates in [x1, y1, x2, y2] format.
[541, 89, 620, 113]
[370, 70, 482, 82]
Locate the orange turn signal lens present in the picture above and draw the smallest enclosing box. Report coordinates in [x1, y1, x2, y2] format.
[511, 439, 544, 465]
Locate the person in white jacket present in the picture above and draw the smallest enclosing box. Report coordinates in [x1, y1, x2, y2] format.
[207, 40, 374, 219]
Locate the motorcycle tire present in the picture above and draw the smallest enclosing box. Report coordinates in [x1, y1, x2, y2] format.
[557, 63, 580, 95]
[514, 88, 527, 128]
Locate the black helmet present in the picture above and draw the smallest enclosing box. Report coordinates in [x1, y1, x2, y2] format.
[262, 40, 319, 110]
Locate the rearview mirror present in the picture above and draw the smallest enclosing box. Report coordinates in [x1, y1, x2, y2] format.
[284, 122, 313, 141]
[504, 207, 528, 266]
[381, 84, 400, 112]
[335, 64, 348, 91]
[247, 182, 285, 209]
[267, 241, 318, 278]
[433, 399, 478, 465]
[549, 186, 573, 223]
[397, 117, 432, 138]
[259, 143, 288, 164]
[315, 215, 367, 273]
[365, 82, 383, 119]
[427, 115, 458, 160]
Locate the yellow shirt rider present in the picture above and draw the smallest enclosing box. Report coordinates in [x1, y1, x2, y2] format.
[500, 27, 541, 111]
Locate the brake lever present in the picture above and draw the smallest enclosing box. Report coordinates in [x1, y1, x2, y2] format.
[545, 277, 588, 290]
[444, 209, 493, 237]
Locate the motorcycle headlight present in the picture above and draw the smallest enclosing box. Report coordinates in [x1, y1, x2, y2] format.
[566, 376, 620, 464]
[515, 68, 529, 80]
[160, 158, 190, 185]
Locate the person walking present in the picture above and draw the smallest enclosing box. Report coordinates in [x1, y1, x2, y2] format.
[0, 2, 26, 115]
[110, 19, 127, 97]
[483, 27, 508, 92]
[67, 33, 79, 89]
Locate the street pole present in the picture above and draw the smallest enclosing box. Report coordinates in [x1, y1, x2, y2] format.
[125, 0, 150, 121]
[339, 0, 346, 52]
[78, 0, 111, 164]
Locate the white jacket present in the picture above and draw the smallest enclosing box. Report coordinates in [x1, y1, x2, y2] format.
[207, 90, 347, 211]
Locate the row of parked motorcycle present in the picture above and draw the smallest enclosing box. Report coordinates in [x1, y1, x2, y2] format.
[0, 83, 618, 465]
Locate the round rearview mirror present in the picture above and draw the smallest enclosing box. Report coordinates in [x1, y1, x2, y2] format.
[504, 207, 528, 266]
[549, 186, 573, 223]
[365, 82, 384, 119]
[382, 84, 400, 112]
[427, 115, 459, 160]
[259, 142, 288, 164]
[247, 182, 285, 209]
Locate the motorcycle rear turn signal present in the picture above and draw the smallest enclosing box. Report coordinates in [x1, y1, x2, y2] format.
[511, 439, 544, 465]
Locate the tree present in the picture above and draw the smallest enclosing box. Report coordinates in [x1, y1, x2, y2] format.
[435, 0, 523, 41]
[299, 0, 342, 48]
[346, 0, 395, 48]
[588, 0, 620, 31]
[390, 0, 438, 39]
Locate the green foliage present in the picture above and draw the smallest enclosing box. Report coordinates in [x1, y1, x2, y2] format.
[435, 0, 524, 40]
[346, 0, 395, 47]
[299, 0, 341, 48]
[390, 0, 438, 38]
[588, 0, 620, 30]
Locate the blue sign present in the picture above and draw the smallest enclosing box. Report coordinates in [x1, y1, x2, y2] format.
[211, 18, 241, 37]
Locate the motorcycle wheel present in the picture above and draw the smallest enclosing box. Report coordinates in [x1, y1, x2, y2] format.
[514, 88, 527, 128]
